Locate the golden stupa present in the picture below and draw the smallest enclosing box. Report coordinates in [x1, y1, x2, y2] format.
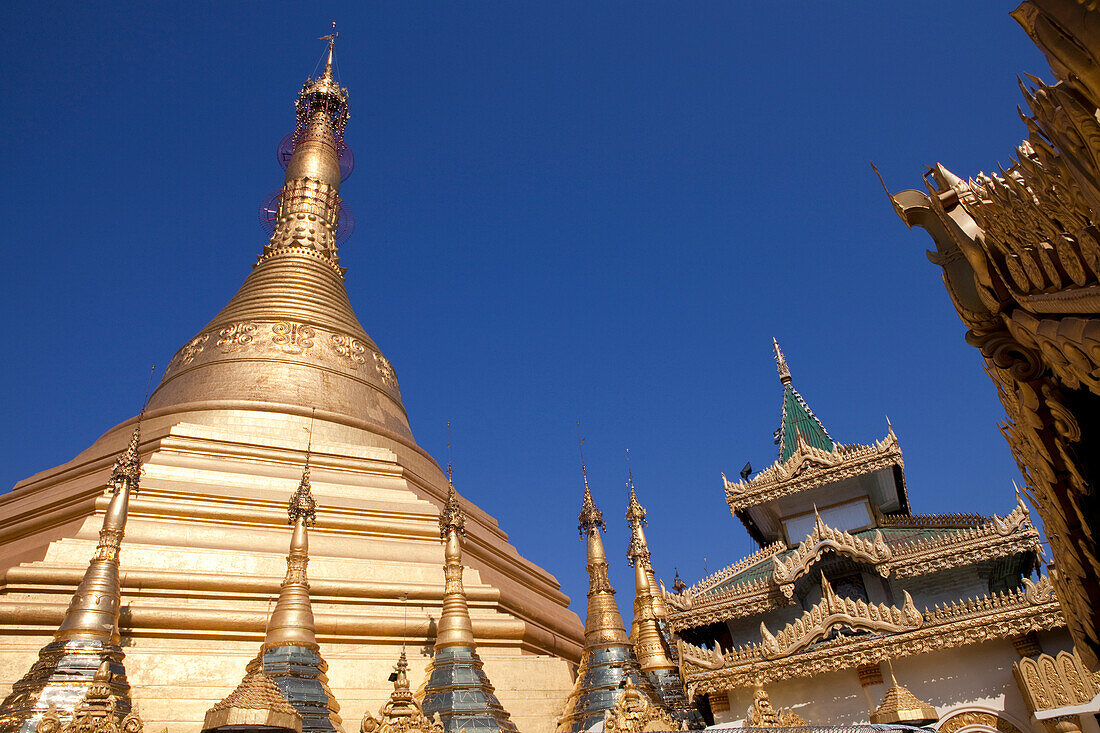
[0, 29, 582, 733]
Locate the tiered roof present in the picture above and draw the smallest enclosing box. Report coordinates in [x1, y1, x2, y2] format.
[665, 500, 1041, 630]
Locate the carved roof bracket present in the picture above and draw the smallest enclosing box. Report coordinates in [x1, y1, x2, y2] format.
[773, 511, 892, 598]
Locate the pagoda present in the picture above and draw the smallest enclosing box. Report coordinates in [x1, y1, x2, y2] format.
[667, 342, 1067, 730]
[419, 479, 518, 733]
[623, 474, 702, 729]
[0, 29, 581, 733]
[556, 460, 661, 733]
[0, 427, 144, 733]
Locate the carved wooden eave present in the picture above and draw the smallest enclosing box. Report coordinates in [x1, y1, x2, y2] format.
[663, 500, 1040, 631]
[723, 428, 905, 514]
[772, 512, 892, 599]
[678, 576, 1064, 695]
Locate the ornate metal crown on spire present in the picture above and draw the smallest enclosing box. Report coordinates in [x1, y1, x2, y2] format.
[625, 472, 649, 567]
[295, 22, 349, 150]
[438, 481, 465, 539]
[106, 425, 142, 495]
[288, 458, 317, 527]
[578, 466, 606, 537]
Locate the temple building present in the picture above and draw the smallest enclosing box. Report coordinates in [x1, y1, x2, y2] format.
[884, 0, 1100, 675]
[0, 32, 581, 733]
[666, 343, 1079, 732]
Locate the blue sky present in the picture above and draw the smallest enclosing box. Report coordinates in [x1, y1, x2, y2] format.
[0, 3, 1049, 619]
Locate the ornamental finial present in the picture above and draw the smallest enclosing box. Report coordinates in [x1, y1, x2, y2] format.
[578, 424, 605, 536]
[439, 479, 465, 539]
[625, 451, 646, 528]
[288, 411, 317, 527]
[319, 22, 338, 80]
[773, 338, 791, 385]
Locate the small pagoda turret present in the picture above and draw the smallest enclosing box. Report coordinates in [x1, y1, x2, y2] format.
[249, 453, 344, 733]
[0, 426, 145, 733]
[419, 478, 517, 733]
[556, 453, 659, 733]
[624, 472, 703, 728]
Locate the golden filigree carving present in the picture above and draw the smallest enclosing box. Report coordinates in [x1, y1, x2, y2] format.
[745, 683, 804, 728]
[272, 322, 316, 354]
[373, 352, 398, 388]
[938, 710, 1024, 733]
[602, 679, 682, 733]
[723, 427, 904, 513]
[330, 334, 367, 368]
[216, 322, 256, 352]
[680, 576, 1063, 693]
[759, 576, 921, 659]
[1015, 649, 1100, 714]
[772, 512, 891, 597]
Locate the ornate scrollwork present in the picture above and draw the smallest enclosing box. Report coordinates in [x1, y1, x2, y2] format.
[331, 333, 367, 368]
[773, 512, 891, 596]
[271, 322, 316, 354]
[759, 576, 921, 659]
[373, 352, 398, 388]
[216, 322, 256, 352]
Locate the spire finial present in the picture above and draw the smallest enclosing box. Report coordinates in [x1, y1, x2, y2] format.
[625, 450, 646, 529]
[445, 421, 453, 484]
[773, 338, 791, 385]
[577, 423, 605, 536]
[319, 22, 338, 79]
[289, 409, 318, 527]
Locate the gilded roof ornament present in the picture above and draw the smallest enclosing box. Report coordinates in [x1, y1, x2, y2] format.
[202, 669, 301, 733]
[772, 338, 791, 386]
[746, 682, 804, 728]
[37, 662, 144, 733]
[288, 457, 317, 527]
[438, 481, 465, 540]
[869, 666, 938, 726]
[602, 679, 681, 733]
[106, 424, 142, 495]
[360, 650, 443, 733]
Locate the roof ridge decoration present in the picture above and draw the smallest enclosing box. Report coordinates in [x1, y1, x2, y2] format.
[601, 679, 679, 733]
[758, 576, 923, 659]
[677, 576, 1062, 692]
[772, 511, 892, 598]
[664, 498, 1040, 630]
[723, 424, 904, 514]
[772, 339, 835, 462]
[746, 682, 806, 728]
[668, 541, 787, 600]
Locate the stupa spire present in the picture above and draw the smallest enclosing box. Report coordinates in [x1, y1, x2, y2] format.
[624, 465, 704, 729]
[0, 424, 144, 733]
[420, 466, 517, 733]
[557, 431, 659, 733]
[772, 339, 834, 462]
[359, 650, 442, 733]
[264, 450, 319, 650]
[145, 26, 412, 450]
[255, 435, 344, 733]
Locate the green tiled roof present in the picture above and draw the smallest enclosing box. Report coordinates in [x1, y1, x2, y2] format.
[777, 383, 834, 462]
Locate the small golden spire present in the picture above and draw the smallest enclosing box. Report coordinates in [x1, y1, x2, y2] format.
[624, 465, 675, 673]
[434, 469, 475, 649]
[56, 423, 142, 642]
[870, 661, 938, 726]
[773, 338, 791, 385]
[264, 435, 319, 650]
